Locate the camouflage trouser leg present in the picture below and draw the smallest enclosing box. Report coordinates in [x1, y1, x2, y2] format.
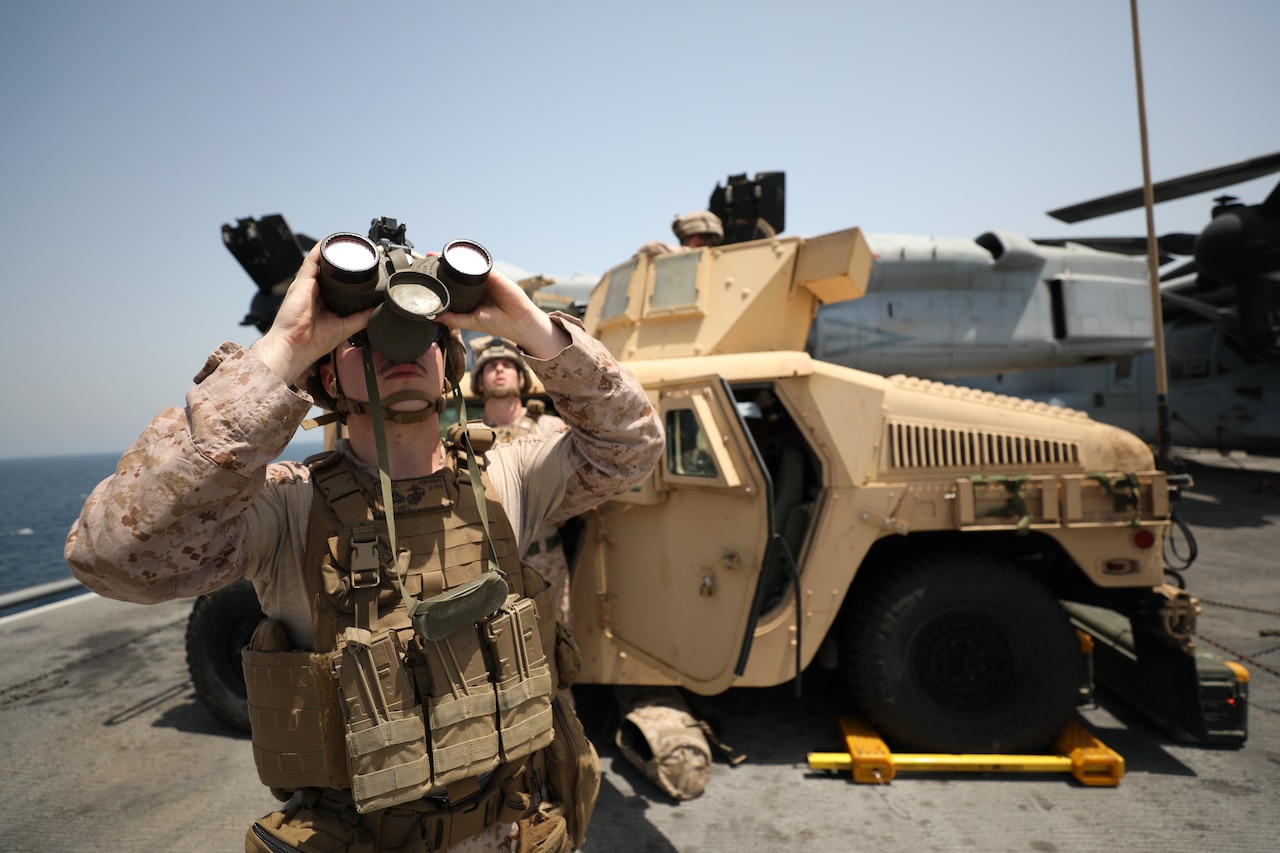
[524, 546, 571, 626]
[614, 686, 712, 800]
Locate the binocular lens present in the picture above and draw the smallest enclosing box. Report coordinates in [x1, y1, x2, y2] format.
[442, 240, 492, 279]
[318, 233, 381, 317]
[436, 239, 492, 314]
[321, 234, 378, 276]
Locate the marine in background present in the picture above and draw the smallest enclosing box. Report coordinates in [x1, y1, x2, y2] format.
[636, 209, 725, 257]
[470, 334, 572, 625]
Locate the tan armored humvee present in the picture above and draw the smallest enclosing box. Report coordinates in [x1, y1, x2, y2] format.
[561, 226, 1239, 753]
[193, 212, 1244, 753]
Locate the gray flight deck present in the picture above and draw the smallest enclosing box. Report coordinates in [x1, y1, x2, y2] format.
[3, 447, 1277, 852]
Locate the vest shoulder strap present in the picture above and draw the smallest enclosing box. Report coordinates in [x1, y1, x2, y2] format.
[309, 451, 371, 528]
[306, 452, 381, 636]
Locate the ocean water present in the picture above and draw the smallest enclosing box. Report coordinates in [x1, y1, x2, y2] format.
[0, 439, 325, 603]
[0, 452, 121, 598]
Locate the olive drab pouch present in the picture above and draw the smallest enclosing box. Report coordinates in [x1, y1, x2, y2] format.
[243, 619, 348, 792]
[484, 596, 555, 763]
[544, 690, 601, 849]
[614, 686, 712, 800]
[331, 627, 433, 814]
[408, 569, 510, 643]
[412, 623, 502, 788]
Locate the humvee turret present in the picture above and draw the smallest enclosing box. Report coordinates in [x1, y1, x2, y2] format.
[564, 224, 1239, 752]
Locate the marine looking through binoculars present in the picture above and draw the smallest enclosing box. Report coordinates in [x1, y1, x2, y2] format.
[318, 229, 492, 362]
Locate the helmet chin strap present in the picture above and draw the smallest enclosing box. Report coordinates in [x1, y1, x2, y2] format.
[483, 386, 520, 400]
[301, 352, 445, 431]
[336, 391, 446, 424]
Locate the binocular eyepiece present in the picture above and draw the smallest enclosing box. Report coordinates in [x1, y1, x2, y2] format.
[317, 232, 492, 362]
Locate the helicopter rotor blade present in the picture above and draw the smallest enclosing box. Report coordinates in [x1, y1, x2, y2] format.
[1032, 232, 1197, 262]
[1159, 257, 1198, 283]
[1047, 150, 1280, 223]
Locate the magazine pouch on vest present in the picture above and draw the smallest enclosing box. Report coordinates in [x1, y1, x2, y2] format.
[485, 595, 555, 763]
[331, 626, 433, 813]
[411, 621, 502, 789]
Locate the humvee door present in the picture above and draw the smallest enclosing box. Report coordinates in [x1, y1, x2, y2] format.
[594, 375, 771, 694]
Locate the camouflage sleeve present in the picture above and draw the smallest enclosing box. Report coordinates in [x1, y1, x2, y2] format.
[486, 313, 663, 543]
[532, 412, 567, 435]
[64, 343, 315, 604]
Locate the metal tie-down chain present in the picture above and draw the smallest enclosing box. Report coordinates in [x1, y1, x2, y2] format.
[1196, 597, 1280, 679]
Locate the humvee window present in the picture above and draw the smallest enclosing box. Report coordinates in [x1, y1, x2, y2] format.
[601, 258, 638, 323]
[666, 408, 718, 477]
[651, 251, 700, 311]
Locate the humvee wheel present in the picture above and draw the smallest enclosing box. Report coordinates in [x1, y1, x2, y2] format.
[844, 552, 1083, 753]
[185, 579, 263, 733]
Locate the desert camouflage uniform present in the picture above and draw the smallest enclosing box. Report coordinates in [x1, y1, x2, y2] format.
[487, 407, 572, 626]
[614, 687, 712, 800]
[65, 313, 662, 851]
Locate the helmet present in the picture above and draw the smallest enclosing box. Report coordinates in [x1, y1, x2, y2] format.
[469, 335, 532, 399]
[671, 210, 724, 246]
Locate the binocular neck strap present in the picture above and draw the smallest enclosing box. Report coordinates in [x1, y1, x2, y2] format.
[359, 346, 503, 628]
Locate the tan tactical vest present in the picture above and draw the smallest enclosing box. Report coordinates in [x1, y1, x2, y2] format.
[489, 402, 544, 444]
[241, 441, 561, 815]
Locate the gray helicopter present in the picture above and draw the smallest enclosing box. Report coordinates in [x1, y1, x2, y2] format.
[935, 152, 1280, 457]
[781, 153, 1280, 458]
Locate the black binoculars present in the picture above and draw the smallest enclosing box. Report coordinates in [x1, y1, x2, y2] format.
[317, 231, 492, 361]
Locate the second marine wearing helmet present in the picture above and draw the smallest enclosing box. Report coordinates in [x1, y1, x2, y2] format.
[469, 335, 572, 624]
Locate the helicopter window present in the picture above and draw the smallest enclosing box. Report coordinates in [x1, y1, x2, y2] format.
[666, 408, 718, 477]
[600, 258, 638, 326]
[1182, 357, 1209, 380]
[650, 251, 701, 311]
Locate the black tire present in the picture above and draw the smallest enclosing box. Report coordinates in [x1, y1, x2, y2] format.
[843, 551, 1083, 753]
[185, 579, 264, 733]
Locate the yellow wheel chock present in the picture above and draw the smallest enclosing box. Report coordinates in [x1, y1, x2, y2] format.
[807, 716, 1124, 786]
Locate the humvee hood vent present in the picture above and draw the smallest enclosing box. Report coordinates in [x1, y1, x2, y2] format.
[883, 376, 1086, 471]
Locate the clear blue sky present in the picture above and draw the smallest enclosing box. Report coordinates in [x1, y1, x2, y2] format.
[2, 0, 1276, 459]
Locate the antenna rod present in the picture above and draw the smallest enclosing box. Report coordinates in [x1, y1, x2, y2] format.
[1129, 0, 1172, 471]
